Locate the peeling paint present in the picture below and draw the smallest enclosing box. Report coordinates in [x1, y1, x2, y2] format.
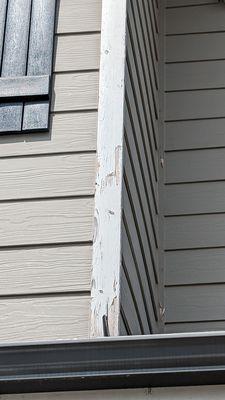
[115, 145, 122, 185]
[108, 209, 115, 215]
[93, 215, 99, 243]
[90, 0, 126, 338]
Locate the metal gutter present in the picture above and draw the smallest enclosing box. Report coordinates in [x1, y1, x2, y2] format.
[1, 332, 225, 394]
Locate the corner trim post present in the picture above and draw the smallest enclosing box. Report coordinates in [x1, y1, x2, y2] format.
[91, 0, 127, 337]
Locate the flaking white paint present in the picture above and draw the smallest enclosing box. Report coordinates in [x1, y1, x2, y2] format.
[91, 0, 127, 337]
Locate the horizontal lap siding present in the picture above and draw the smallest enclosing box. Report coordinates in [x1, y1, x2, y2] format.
[0, 296, 90, 342]
[120, 0, 161, 335]
[0, 246, 92, 295]
[0, 154, 96, 200]
[0, 198, 93, 247]
[0, 0, 101, 341]
[166, 5, 225, 34]
[164, 1, 225, 332]
[166, 0, 218, 6]
[0, 112, 97, 157]
[166, 33, 225, 63]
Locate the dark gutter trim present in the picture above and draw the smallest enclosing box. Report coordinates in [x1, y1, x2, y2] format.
[1, 332, 225, 394]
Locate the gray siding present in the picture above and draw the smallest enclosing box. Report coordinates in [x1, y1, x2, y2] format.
[0, 0, 101, 342]
[120, 0, 163, 334]
[164, 0, 225, 332]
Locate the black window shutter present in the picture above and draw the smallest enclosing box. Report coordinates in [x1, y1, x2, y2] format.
[0, 0, 56, 134]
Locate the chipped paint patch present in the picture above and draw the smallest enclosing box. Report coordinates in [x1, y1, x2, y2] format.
[90, 0, 127, 338]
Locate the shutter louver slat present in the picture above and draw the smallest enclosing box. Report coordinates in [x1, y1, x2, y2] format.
[23, 0, 56, 131]
[0, 0, 32, 133]
[0, 75, 50, 100]
[0, 0, 7, 67]
[0, 0, 56, 134]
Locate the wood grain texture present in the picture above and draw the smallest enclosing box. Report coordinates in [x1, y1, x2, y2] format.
[55, 34, 101, 72]
[165, 119, 225, 151]
[57, 0, 102, 33]
[26, 0, 56, 77]
[0, 112, 97, 157]
[166, 4, 225, 34]
[0, 245, 91, 295]
[166, 148, 225, 183]
[0, 0, 101, 344]
[166, 248, 225, 286]
[0, 198, 94, 247]
[1, 0, 31, 76]
[0, 75, 50, 100]
[0, 0, 32, 132]
[0, 153, 96, 200]
[166, 285, 225, 322]
[0, 0, 8, 66]
[165, 214, 225, 250]
[166, 33, 225, 63]
[52, 72, 99, 112]
[23, 0, 56, 131]
[0, 295, 90, 342]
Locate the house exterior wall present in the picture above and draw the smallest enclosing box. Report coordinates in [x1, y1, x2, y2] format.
[119, 0, 163, 335]
[164, 0, 225, 332]
[0, 389, 151, 400]
[0, 0, 101, 342]
[2, 386, 225, 400]
[151, 386, 225, 400]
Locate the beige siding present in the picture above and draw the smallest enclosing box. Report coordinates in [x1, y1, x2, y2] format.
[0, 0, 101, 341]
[0, 389, 150, 400]
[3, 387, 225, 400]
[55, 34, 101, 72]
[0, 112, 97, 157]
[0, 246, 92, 295]
[57, 0, 102, 33]
[151, 386, 225, 400]
[0, 154, 96, 200]
[52, 72, 99, 112]
[0, 296, 90, 342]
